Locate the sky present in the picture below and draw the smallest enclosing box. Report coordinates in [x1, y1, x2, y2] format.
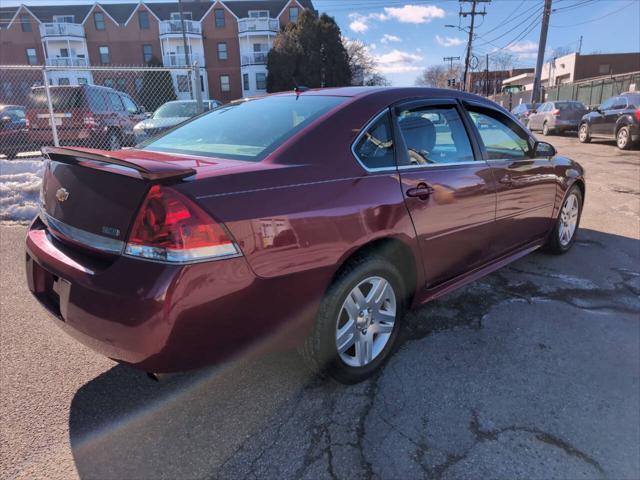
[3, 0, 640, 86]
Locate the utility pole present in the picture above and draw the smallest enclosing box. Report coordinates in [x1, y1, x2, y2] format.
[485, 53, 489, 96]
[530, 0, 552, 104]
[577, 35, 583, 54]
[459, 0, 489, 92]
[444, 56, 460, 88]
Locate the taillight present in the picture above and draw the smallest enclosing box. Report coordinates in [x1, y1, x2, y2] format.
[635, 109, 640, 122]
[83, 115, 97, 127]
[124, 185, 240, 263]
[25, 118, 30, 128]
[551, 109, 560, 116]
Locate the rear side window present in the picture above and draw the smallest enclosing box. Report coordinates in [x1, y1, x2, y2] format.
[108, 93, 124, 111]
[87, 89, 108, 112]
[353, 112, 395, 170]
[397, 105, 474, 166]
[468, 108, 531, 160]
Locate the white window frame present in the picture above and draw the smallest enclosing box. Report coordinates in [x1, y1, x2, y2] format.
[53, 15, 75, 23]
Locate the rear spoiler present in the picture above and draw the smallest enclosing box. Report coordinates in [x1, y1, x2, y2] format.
[42, 147, 196, 182]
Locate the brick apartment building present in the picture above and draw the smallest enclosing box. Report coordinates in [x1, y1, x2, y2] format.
[0, 0, 314, 103]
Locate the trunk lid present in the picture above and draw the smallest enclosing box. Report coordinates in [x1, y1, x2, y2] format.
[40, 147, 216, 254]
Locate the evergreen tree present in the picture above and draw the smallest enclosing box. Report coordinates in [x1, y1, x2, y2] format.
[267, 11, 351, 92]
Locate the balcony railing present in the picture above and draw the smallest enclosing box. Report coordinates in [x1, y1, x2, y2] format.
[163, 53, 204, 67]
[241, 52, 268, 66]
[238, 18, 279, 34]
[45, 57, 89, 67]
[40, 22, 85, 38]
[159, 20, 202, 36]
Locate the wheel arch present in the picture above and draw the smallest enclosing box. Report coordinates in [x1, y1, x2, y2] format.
[331, 236, 420, 305]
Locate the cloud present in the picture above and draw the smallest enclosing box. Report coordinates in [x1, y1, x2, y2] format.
[383, 5, 445, 24]
[505, 40, 538, 53]
[349, 19, 369, 33]
[381, 34, 401, 44]
[348, 5, 445, 33]
[375, 49, 424, 73]
[435, 35, 464, 47]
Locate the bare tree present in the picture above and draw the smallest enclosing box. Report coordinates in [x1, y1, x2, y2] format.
[547, 45, 573, 61]
[491, 52, 516, 72]
[342, 37, 391, 86]
[415, 64, 461, 88]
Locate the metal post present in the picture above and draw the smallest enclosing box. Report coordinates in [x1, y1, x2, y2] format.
[530, 0, 552, 104]
[178, 0, 193, 98]
[192, 62, 203, 113]
[42, 67, 59, 147]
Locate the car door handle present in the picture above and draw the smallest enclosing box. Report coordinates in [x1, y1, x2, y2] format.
[406, 183, 434, 199]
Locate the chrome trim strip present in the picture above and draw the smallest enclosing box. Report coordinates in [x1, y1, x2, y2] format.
[40, 210, 125, 255]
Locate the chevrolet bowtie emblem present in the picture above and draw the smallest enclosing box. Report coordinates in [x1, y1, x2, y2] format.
[56, 188, 69, 202]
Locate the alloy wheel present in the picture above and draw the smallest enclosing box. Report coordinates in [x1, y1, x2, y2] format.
[579, 125, 588, 142]
[617, 128, 629, 149]
[336, 276, 397, 368]
[559, 192, 579, 246]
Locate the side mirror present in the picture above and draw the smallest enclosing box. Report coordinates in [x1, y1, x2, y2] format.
[534, 141, 556, 158]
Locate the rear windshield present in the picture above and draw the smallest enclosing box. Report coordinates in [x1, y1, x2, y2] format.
[154, 102, 199, 118]
[28, 88, 84, 110]
[556, 101, 586, 110]
[140, 95, 347, 161]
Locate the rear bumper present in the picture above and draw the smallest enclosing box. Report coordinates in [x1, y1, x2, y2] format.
[25, 218, 320, 372]
[29, 128, 106, 146]
[550, 119, 579, 129]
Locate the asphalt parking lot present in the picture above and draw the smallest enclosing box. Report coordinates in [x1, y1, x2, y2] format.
[1, 135, 639, 480]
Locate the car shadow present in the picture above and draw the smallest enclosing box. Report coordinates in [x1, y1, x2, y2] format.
[68, 228, 639, 479]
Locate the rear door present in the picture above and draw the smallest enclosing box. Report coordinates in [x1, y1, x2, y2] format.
[464, 102, 557, 255]
[392, 99, 497, 286]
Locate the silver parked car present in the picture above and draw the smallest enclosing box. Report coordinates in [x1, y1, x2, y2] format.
[527, 100, 588, 136]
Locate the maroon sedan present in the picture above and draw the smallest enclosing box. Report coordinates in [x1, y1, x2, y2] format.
[25, 87, 585, 384]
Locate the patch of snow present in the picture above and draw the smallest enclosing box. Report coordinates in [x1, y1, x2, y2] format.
[0, 157, 45, 222]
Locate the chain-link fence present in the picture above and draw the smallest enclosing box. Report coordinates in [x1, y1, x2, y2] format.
[489, 71, 640, 110]
[0, 64, 210, 160]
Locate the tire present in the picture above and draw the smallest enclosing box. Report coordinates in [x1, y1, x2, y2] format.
[542, 121, 551, 136]
[299, 253, 407, 384]
[543, 184, 583, 254]
[616, 126, 632, 150]
[107, 130, 122, 151]
[578, 123, 591, 143]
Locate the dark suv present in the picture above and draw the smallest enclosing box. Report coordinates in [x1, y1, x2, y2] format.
[27, 85, 146, 150]
[578, 92, 640, 150]
[0, 105, 29, 159]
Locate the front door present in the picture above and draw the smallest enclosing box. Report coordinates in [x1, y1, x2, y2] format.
[464, 103, 557, 254]
[394, 99, 497, 287]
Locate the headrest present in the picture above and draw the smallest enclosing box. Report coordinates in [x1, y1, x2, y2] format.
[398, 115, 436, 153]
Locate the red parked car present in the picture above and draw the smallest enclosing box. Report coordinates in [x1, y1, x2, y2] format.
[27, 84, 147, 151]
[25, 87, 585, 384]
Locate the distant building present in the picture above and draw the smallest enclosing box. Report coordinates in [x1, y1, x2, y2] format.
[467, 68, 534, 96]
[541, 52, 640, 88]
[0, 0, 314, 102]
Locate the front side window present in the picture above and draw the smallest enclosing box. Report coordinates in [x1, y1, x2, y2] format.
[215, 9, 225, 28]
[217, 43, 228, 60]
[94, 12, 105, 30]
[289, 7, 299, 22]
[353, 111, 395, 170]
[99, 46, 109, 65]
[26, 48, 37, 65]
[397, 105, 474, 166]
[108, 92, 124, 111]
[20, 14, 31, 32]
[611, 97, 627, 109]
[138, 10, 149, 29]
[220, 75, 230, 92]
[140, 95, 346, 162]
[468, 108, 531, 160]
[121, 95, 139, 114]
[599, 97, 616, 110]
